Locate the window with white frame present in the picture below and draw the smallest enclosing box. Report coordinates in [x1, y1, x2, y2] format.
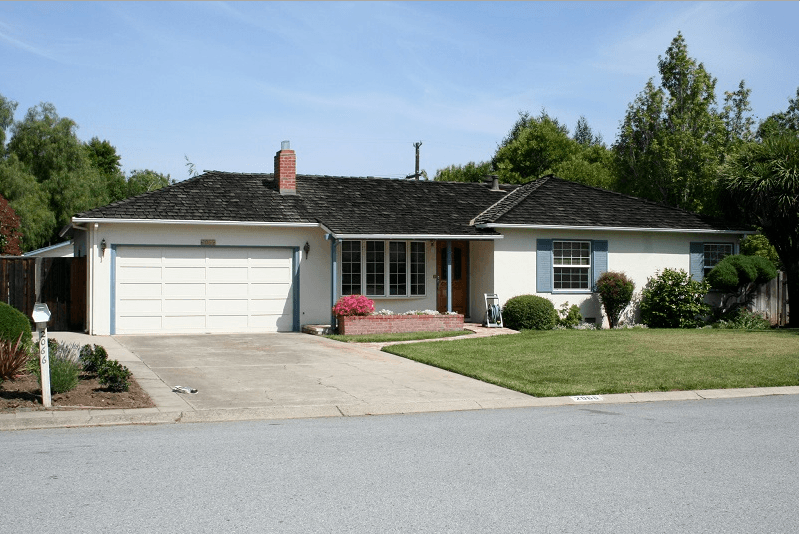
[342, 240, 426, 297]
[553, 240, 591, 290]
[703, 243, 733, 277]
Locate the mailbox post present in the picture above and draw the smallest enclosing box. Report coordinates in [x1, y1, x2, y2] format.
[32, 303, 51, 408]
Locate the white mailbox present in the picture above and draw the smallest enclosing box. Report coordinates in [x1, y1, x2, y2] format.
[32, 303, 51, 326]
[32, 303, 52, 407]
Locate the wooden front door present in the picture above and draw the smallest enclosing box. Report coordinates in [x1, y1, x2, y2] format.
[436, 241, 468, 315]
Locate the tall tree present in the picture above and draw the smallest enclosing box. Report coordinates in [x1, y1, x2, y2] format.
[718, 93, 799, 326]
[0, 95, 17, 151]
[615, 32, 727, 214]
[493, 110, 576, 183]
[125, 169, 174, 197]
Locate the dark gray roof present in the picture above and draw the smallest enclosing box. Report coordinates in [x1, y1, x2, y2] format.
[75, 172, 511, 237]
[75, 172, 743, 235]
[472, 175, 744, 232]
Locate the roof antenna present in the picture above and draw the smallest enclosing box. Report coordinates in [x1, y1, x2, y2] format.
[405, 141, 423, 180]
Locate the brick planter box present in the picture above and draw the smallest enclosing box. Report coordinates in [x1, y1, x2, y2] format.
[337, 314, 464, 335]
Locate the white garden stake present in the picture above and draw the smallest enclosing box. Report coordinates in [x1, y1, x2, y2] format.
[32, 303, 52, 408]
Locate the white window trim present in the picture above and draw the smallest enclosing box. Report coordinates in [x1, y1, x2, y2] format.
[341, 240, 426, 298]
[552, 240, 592, 292]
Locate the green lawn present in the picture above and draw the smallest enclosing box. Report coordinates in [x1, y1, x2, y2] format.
[326, 330, 468, 343]
[382, 329, 799, 397]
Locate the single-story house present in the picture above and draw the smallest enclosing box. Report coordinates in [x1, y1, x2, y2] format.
[69, 143, 749, 335]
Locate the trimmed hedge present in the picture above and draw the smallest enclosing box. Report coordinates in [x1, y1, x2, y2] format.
[503, 295, 557, 330]
[0, 302, 32, 350]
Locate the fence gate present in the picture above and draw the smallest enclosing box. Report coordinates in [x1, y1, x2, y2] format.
[0, 257, 86, 332]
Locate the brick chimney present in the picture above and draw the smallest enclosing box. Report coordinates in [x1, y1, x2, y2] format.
[274, 140, 296, 195]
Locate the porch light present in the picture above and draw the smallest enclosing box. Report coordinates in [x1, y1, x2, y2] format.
[303, 241, 310, 259]
[100, 238, 107, 256]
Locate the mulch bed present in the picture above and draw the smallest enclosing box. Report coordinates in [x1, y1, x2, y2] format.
[0, 371, 155, 412]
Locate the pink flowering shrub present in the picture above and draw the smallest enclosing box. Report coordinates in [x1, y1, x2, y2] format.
[332, 294, 375, 317]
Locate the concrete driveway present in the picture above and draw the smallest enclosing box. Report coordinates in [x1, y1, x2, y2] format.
[113, 333, 538, 418]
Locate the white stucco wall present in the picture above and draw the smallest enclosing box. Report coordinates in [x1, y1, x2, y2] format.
[468, 240, 496, 323]
[492, 228, 743, 327]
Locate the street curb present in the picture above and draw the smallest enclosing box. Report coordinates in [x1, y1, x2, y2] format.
[2, 386, 797, 431]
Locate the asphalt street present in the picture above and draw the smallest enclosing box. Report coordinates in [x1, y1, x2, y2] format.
[2, 395, 797, 533]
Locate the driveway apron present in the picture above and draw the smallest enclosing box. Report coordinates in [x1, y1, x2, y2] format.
[113, 333, 537, 416]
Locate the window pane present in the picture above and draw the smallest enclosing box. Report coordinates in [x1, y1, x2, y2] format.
[389, 242, 407, 296]
[410, 242, 425, 295]
[554, 241, 590, 266]
[366, 241, 385, 295]
[554, 267, 589, 290]
[703, 243, 733, 276]
[341, 241, 361, 295]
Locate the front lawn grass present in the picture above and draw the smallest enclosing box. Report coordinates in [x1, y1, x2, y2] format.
[326, 330, 468, 344]
[382, 329, 799, 397]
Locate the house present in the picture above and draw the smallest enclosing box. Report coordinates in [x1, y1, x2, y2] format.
[69, 142, 749, 335]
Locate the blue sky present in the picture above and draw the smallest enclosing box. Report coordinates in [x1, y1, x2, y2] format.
[1, 1, 797, 181]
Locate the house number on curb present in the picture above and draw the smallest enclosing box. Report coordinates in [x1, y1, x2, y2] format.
[571, 395, 603, 402]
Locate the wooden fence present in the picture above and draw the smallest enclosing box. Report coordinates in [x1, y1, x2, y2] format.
[0, 257, 86, 332]
[750, 271, 789, 326]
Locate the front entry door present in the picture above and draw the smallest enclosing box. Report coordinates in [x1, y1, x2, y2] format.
[436, 241, 468, 315]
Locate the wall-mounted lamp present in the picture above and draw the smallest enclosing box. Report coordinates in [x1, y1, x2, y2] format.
[100, 238, 107, 256]
[303, 241, 310, 259]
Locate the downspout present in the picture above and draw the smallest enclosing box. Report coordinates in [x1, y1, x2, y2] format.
[447, 240, 453, 313]
[328, 235, 339, 329]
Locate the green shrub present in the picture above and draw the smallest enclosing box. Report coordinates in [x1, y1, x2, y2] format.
[640, 268, 710, 328]
[98, 360, 132, 392]
[595, 271, 635, 328]
[80, 344, 108, 374]
[503, 295, 557, 330]
[34, 340, 82, 394]
[556, 302, 582, 328]
[713, 308, 772, 330]
[0, 333, 30, 383]
[0, 302, 32, 352]
[707, 255, 778, 317]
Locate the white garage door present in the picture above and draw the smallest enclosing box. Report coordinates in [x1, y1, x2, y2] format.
[114, 246, 295, 334]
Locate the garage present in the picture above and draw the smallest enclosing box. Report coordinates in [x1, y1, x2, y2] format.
[112, 246, 297, 334]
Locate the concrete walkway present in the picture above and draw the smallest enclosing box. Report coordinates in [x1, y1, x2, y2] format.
[1, 329, 797, 431]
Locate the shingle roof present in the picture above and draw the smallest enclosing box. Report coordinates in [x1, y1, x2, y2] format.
[75, 172, 743, 235]
[75, 172, 511, 237]
[472, 175, 744, 232]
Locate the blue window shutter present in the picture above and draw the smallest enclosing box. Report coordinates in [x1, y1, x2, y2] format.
[591, 240, 608, 291]
[536, 239, 552, 292]
[690, 242, 704, 280]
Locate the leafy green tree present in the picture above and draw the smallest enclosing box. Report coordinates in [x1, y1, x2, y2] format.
[434, 161, 492, 182]
[739, 233, 781, 269]
[722, 80, 755, 145]
[493, 110, 576, 183]
[717, 94, 798, 326]
[615, 32, 728, 214]
[85, 137, 122, 176]
[0, 154, 55, 251]
[573, 115, 603, 147]
[0, 95, 17, 151]
[125, 169, 174, 197]
[706, 255, 777, 317]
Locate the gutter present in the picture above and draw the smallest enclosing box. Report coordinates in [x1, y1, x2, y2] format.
[475, 223, 754, 235]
